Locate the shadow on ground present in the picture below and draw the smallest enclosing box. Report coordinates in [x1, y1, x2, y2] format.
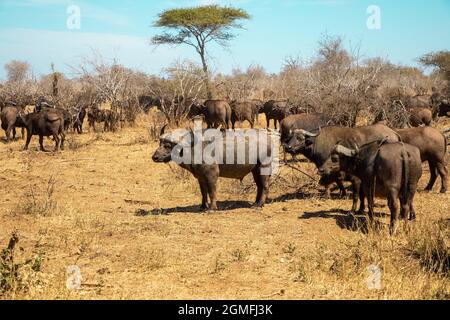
[300, 209, 387, 234]
[134, 200, 254, 216]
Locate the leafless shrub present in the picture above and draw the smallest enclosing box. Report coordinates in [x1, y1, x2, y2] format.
[15, 176, 59, 217]
[149, 60, 205, 125]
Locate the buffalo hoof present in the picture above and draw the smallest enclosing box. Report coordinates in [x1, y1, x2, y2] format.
[440, 189, 447, 194]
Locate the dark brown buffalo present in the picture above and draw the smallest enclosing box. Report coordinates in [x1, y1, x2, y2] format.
[203, 100, 232, 129]
[230, 101, 258, 129]
[279, 113, 349, 195]
[284, 123, 400, 213]
[138, 95, 161, 113]
[262, 100, 291, 129]
[88, 107, 118, 132]
[1, 105, 25, 141]
[436, 98, 450, 117]
[152, 127, 274, 211]
[70, 106, 86, 134]
[395, 127, 447, 193]
[20, 109, 65, 151]
[318, 141, 422, 234]
[36, 100, 72, 131]
[280, 113, 331, 145]
[249, 99, 264, 123]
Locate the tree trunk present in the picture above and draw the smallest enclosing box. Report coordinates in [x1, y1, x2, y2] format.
[200, 51, 213, 100]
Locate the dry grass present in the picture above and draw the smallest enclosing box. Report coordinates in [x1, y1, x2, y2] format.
[0, 115, 449, 300]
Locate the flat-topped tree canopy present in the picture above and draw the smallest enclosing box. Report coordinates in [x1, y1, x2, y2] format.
[151, 5, 250, 98]
[152, 5, 250, 47]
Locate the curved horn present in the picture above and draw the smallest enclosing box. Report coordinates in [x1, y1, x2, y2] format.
[335, 145, 356, 157]
[293, 129, 319, 137]
[160, 124, 168, 136]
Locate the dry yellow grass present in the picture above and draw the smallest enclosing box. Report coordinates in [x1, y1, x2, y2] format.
[0, 115, 449, 300]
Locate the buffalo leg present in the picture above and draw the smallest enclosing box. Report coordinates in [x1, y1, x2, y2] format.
[265, 114, 270, 129]
[252, 169, 263, 205]
[23, 128, 32, 150]
[425, 162, 437, 192]
[253, 166, 270, 207]
[21, 128, 25, 139]
[408, 189, 417, 221]
[39, 135, 47, 152]
[198, 180, 209, 211]
[259, 175, 270, 206]
[350, 181, 359, 213]
[205, 175, 218, 211]
[60, 131, 66, 150]
[387, 189, 400, 235]
[436, 162, 448, 193]
[51, 133, 60, 152]
[336, 179, 347, 197]
[363, 184, 374, 223]
[5, 125, 14, 142]
[12, 127, 17, 140]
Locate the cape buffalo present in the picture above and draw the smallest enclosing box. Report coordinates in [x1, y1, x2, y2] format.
[395, 127, 447, 193]
[262, 100, 291, 129]
[88, 107, 118, 132]
[283, 123, 400, 213]
[230, 101, 258, 129]
[279, 113, 349, 195]
[70, 106, 86, 134]
[436, 99, 450, 118]
[20, 109, 66, 152]
[318, 140, 422, 234]
[203, 100, 232, 129]
[152, 126, 276, 211]
[1, 105, 25, 142]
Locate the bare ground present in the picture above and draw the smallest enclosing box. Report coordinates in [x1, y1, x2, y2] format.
[0, 115, 449, 300]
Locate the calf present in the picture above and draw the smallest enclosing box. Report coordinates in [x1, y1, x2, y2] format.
[319, 140, 422, 234]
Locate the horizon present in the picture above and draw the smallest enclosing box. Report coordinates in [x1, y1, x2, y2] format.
[0, 0, 449, 80]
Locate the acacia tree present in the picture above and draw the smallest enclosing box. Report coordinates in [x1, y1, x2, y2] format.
[151, 5, 250, 99]
[419, 50, 450, 95]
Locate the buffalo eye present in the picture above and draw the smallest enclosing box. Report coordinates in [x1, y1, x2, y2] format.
[331, 155, 339, 163]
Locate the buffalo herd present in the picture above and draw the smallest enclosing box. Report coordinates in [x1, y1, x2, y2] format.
[151, 96, 448, 234]
[1, 93, 449, 234]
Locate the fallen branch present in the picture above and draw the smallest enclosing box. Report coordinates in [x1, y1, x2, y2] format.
[284, 163, 317, 181]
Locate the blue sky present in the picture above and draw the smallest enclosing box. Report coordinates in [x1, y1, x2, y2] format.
[0, 0, 449, 79]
